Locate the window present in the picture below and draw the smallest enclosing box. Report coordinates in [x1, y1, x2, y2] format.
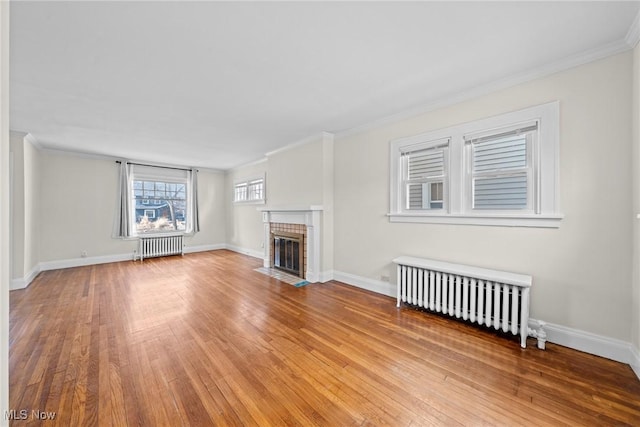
[389, 102, 562, 227]
[234, 182, 248, 202]
[131, 165, 192, 234]
[114, 162, 199, 238]
[248, 179, 264, 201]
[234, 176, 265, 203]
[466, 124, 536, 212]
[402, 139, 448, 211]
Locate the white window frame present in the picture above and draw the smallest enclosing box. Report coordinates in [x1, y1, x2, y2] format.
[400, 138, 449, 213]
[131, 165, 192, 235]
[234, 174, 266, 204]
[143, 209, 156, 219]
[389, 101, 562, 228]
[464, 123, 536, 214]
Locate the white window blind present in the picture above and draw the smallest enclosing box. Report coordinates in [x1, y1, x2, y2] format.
[467, 124, 536, 211]
[402, 141, 448, 211]
[389, 101, 561, 227]
[408, 148, 444, 179]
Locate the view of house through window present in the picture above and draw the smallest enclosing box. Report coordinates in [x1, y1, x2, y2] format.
[133, 180, 187, 233]
[389, 102, 560, 227]
[403, 142, 448, 211]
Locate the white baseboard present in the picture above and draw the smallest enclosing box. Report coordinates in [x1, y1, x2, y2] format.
[542, 321, 636, 366]
[332, 270, 396, 297]
[224, 244, 264, 259]
[10, 264, 41, 290]
[39, 243, 231, 270]
[39, 253, 134, 272]
[184, 243, 226, 254]
[630, 345, 640, 380]
[319, 270, 334, 283]
[12, 244, 237, 290]
[333, 270, 640, 379]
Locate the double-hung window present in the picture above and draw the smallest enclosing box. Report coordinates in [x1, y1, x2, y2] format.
[465, 123, 536, 212]
[389, 102, 562, 227]
[401, 139, 449, 211]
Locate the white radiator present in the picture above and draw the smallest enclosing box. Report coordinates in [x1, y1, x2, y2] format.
[393, 256, 545, 349]
[138, 235, 184, 261]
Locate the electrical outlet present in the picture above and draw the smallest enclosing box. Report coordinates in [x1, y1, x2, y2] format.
[381, 275, 389, 282]
[81, 250, 88, 258]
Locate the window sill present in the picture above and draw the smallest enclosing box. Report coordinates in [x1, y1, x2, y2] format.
[387, 212, 564, 228]
[135, 231, 190, 238]
[234, 199, 266, 205]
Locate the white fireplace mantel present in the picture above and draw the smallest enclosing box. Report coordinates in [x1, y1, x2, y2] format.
[258, 206, 323, 282]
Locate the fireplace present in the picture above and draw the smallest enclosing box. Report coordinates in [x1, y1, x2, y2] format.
[271, 231, 304, 278]
[259, 206, 322, 282]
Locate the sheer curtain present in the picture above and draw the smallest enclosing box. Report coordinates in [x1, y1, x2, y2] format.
[113, 161, 133, 238]
[190, 168, 200, 233]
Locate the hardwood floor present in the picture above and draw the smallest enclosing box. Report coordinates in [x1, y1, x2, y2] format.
[9, 250, 640, 426]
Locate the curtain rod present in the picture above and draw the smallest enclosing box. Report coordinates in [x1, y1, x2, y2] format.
[115, 160, 197, 172]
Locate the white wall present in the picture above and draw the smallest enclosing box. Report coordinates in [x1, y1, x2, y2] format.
[334, 52, 633, 342]
[632, 41, 640, 373]
[320, 133, 334, 274]
[35, 150, 226, 265]
[10, 132, 25, 279]
[23, 137, 40, 274]
[10, 133, 40, 283]
[39, 151, 137, 261]
[186, 168, 227, 250]
[266, 136, 325, 207]
[225, 159, 267, 257]
[0, 0, 10, 421]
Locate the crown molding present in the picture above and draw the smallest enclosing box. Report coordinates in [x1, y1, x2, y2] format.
[336, 38, 632, 140]
[9, 130, 27, 140]
[24, 133, 42, 149]
[626, 9, 640, 48]
[227, 156, 268, 172]
[265, 131, 334, 158]
[9, 131, 44, 151]
[34, 143, 223, 173]
[230, 131, 336, 172]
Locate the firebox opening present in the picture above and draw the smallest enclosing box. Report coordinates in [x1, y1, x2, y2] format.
[271, 231, 304, 278]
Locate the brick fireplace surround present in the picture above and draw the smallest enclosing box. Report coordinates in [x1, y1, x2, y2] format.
[270, 223, 307, 278]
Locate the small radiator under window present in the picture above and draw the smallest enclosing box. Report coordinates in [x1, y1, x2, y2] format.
[138, 235, 184, 261]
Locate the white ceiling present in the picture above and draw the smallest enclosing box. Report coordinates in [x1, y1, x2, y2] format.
[10, 1, 640, 170]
